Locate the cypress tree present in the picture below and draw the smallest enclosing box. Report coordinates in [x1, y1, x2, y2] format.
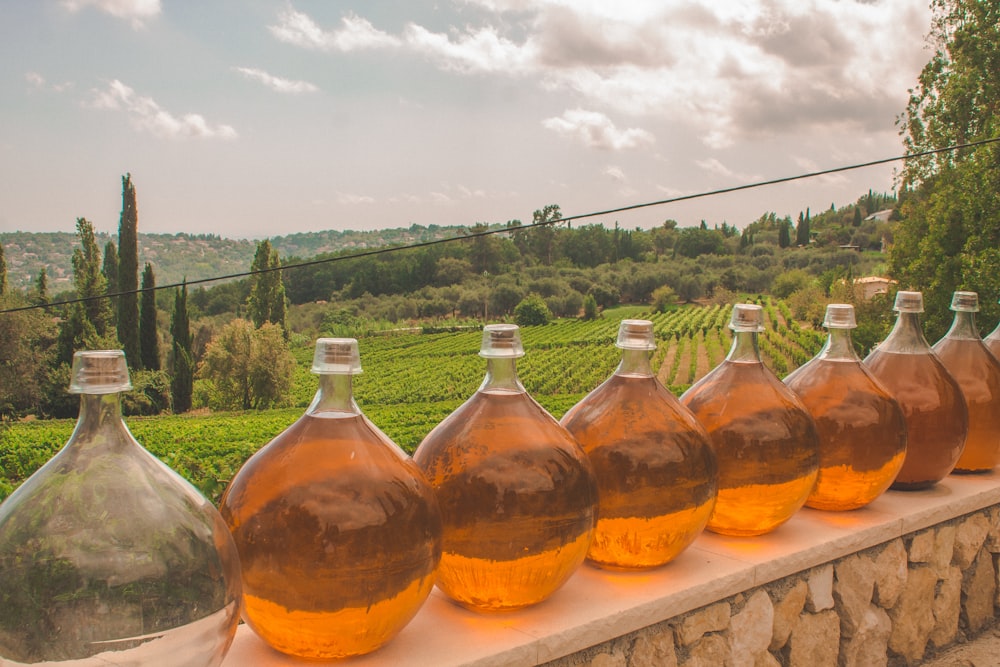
[795, 209, 811, 246]
[117, 173, 140, 367]
[0, 240, 6, 296]
[34, 267, 48, 305]
[139, 262, 160, 370]
[170, 281, 193, 413]
[103, 240, 118, 320]
[247, 239, 287, 333]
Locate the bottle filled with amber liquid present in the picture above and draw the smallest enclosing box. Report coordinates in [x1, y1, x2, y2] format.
[680, 304, 819, 536]
[560, 319, 717, 569]
[932, 291, 1000, 473]
[864, 291, 967, 489]
[219, 338, 442, 659]
[413, 324, 597, 610]
[784, 304, 907, 510]
[0, 350, 242, 667]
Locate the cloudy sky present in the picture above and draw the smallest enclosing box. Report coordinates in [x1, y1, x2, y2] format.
[0, 0, 933, 238]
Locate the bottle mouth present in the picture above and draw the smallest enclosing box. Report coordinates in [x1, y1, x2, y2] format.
[950, 291, 979, 312]
[312, 338, 363, 374]
[616, 319, 657, 350]
[893, 290, 923, 313]
[823, 303, 857, 329]
[69, 350, 132, 394]
[729, 304, 765, 333]
[480, 324, 525, 358]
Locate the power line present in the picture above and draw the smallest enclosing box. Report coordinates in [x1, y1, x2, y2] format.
[3, 136, 998, 316]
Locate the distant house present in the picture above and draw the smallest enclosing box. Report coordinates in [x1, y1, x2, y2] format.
[854, 276, 897, 300]
[865, 209, 894, 223]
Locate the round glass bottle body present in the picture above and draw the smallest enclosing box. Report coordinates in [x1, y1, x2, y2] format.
[219, 339, 442, 659]
[561, 320, 717, 569]
[932, 292, 1000, 473]
[784, 305, 906, 510]
[413, 324, 597, 611]
[680, 305, 819, 536]
[0, 351, 242, 667]
[864, 291, 967, 489]
[984, 315, 1000, 360]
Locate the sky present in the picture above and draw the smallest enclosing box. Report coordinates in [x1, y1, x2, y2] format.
[0, 0, 935, 239]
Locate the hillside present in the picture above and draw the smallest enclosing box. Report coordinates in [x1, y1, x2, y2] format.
[0, 225, 462, 291]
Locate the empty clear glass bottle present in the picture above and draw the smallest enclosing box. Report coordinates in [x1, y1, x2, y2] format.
[932, 291, 1000, 473]
[864, 291, 968, 489]
[985, 302, 1000, 360]
[680, 304, 819, 536]
[784, 304, 907, 510]
[560, 320, 717, 569]
[413, 324, 597, 611]
[219, 339, 442, 659]
[0, 350, 242, 666]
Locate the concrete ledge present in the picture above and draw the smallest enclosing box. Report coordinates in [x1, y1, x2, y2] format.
[222, 473, 1000, 666]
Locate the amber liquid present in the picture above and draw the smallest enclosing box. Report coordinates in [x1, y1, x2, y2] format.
[680, 361, 819, 536]
[784, 360, 906, 510]
[933, 338, 1000, 472]
[560, 374, 717, 569]
[864, 350, 967, 488]
[219, 413, 441, 659]
[413, 390, 597, 611]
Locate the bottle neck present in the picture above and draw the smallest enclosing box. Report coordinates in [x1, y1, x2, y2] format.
[819, 328, 859, 361]
[615, 348, 654, 377]
[308, 374, 361, 416]
[882, 311, 932, 353]
[480, 357, 526, 394]
[944, 310, 980, 341]
[71, 393, 131, 452]
[726, 331, 761, 363]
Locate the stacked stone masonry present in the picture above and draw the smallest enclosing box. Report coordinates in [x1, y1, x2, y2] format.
[543, 506, 1000, 667]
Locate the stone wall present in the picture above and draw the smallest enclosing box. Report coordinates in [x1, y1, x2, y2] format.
[543, 506, 1000, 667]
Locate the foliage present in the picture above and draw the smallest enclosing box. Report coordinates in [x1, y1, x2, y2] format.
[0, 240, 6, 296]
[514, 293, 553, 327]
[197, 320, 295, 411]
[117, 173, 140, 368]
[891, 0, 1000, 340]
[170, 283, 194, 413]
[582, 293, 599, 320]
[0, 294, 56, 419]
[139, 263, 160, 370]
[651, 285, 678, 312]
[246, 239, 287, 333]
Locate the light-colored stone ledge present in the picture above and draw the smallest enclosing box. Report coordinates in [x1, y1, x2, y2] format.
[222, 473, 1000, 667]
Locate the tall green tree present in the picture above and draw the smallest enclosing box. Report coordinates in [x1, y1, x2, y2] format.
[139, 262, 160, 370]
[246, 239, 287, 332]
[33, 267, 48, 305]
[0, 240, 6, 296]
[102, 239, 118, 320]
[170, 281, 194, 413]
[56, 218, 115, 364]
[796, 209, 811, 246]
[778, 220, 792, 248]
[891, 0, 1000, 338]
[117, 173, 140, 366]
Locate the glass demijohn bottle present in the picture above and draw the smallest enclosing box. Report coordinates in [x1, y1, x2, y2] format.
[219, 338, 442, 659]
[0, 350, 242, 666]
[784, 304, 907, 510]
[413, 324, 598, 610]
[560, 319, 717, 569]
[932, 291, 1000, 473]
[984, 298, 1000, 360]
[680, 304, 819, 536]
[864, 291, 968, 488]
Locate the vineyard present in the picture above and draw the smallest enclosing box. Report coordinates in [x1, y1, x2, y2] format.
[0, 299, 826, 503]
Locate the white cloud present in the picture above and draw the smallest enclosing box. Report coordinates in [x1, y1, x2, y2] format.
[233, 67, 318, 94]
[273, 2, 930, 148]
[25, 72, 73, 93]
[61, 0, 161, 28]
[86, 80, 237, 140]
[543, 109, 654, 150]
[336, 192, 376, 205]
[270, 10, 401, 51]
[603, 165, 627, 183]
[25, 72, 46, 88]
[695, 158, 758, 183]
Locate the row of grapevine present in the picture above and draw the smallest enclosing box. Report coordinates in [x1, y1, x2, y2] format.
[0, 300, 829, 503]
